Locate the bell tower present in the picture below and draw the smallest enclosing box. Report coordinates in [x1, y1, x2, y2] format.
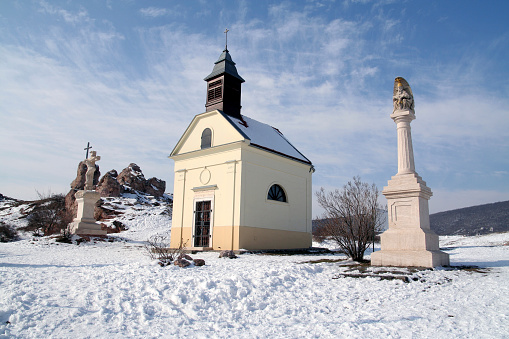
[204, 29, 245, 119]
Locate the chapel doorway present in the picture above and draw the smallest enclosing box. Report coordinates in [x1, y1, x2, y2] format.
[194, 200, 212, 247]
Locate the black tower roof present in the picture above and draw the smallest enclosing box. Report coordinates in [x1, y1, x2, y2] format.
[204, 49, 245, 83]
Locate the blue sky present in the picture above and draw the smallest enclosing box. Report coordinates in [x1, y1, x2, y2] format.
[1, 0, 508, 214]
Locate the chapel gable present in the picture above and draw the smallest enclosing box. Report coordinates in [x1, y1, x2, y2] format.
[171, 111, 245, 156]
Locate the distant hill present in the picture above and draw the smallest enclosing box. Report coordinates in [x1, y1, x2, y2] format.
[312, 201, 508, 238]
[430, 200, 509, 236]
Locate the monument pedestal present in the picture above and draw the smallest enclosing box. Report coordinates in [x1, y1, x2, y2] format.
[371, 173, 449, 267]
[69, 190, 106, 236]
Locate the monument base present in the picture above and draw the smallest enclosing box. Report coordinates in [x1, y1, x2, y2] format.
[371, 226, 450, 268]
[371, 249, 450, 268]
[372, 172, 449, 268]
[69, 219, 107, 235]
[69, 190, 106, 236]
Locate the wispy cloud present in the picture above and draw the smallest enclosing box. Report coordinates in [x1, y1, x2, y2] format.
[0, 1, 507, 211]
[140, 7, 173, 18]
[38, 0, 90, 24]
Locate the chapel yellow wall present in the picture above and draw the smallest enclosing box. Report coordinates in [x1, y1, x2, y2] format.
[239, 144, 312, 234]
[237, 226, 312, 250]
[170, 145, 243, 250]
[170, 110, 313, 251]
[169, 225, 310, 251]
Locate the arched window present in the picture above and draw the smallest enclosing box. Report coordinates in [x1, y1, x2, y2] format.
[267, 184, 287, 202]
[201, 128, 212, 149]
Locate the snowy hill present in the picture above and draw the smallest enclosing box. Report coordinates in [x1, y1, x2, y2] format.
[1, 192, 509, 337]
[0, 191, 172, 240]
[430, 200, 509, 236]
[95, 192, 172, 240]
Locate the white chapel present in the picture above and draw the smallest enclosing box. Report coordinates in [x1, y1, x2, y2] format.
[169, 46, 314, 251]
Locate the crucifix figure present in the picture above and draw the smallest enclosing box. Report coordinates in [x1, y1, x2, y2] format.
[224, 28, 229, 50]
[84, 150, 101, 190]
[84, 142, 92, 159]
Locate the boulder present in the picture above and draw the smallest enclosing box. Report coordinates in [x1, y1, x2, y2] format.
[174, 258, 191, 268]
[158, 259, 171, 267]
[219, 250, 237, 259]
[96, 170, 121, 197]
[117, 163, 146, 192]
[100, 220, 127, 233]
[116, 164, 166, 198]
[146, 177, 166, 198]
[178, 253, 193, 261]
[193, 259, 206, 266]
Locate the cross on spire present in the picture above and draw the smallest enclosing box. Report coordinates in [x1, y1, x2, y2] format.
[224, 28, 229, 51]
[84, 142, 92, 159]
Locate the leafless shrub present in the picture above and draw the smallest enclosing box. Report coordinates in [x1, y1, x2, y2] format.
[55, 226, 73, 243]
[0, 222, 19, 242]
[21, 191, 73, 236]
[315, 176, 386, 262]
[144, 235, 187, 265]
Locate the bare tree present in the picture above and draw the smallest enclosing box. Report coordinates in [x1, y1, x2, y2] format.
[315, 176, 386, 262]
[22, 191, 73, 236]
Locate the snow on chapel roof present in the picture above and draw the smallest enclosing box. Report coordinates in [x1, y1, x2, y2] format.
[219, 112, 312, 165]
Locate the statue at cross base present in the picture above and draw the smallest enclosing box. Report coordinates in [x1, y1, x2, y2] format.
[84, 151, 101, 190]
[68, 149, 106, 236]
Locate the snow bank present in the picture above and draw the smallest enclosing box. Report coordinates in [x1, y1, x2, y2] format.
[1, 222, 508, 337]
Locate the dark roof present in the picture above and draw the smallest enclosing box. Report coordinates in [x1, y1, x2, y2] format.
[219, 111, 312, 165]
[204, 49, 245, 82]
[170, 110, 312, 166]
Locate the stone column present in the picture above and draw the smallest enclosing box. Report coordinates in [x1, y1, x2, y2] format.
[371, 78, 449, 268]
[394, 111, 416, 175]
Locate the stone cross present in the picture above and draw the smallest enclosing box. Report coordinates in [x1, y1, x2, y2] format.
[84, 150, 101, 190]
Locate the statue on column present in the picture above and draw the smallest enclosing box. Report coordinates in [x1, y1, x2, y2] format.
[371, 77, 449, 268]
[393, 77, 414, 112]
[84, 151, 101, 190]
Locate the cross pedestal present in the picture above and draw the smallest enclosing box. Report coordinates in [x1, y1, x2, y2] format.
[69, 190, 106, 236]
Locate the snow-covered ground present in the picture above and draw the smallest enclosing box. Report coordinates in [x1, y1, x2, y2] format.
[1, 216, 508, 338]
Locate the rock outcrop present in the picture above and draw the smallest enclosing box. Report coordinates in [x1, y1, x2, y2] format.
[146, 177, 166, 198]
[117, 163, 166, 198]
[96, 170, 121, 197]
[65, 162, 167, 225]
[117, 163, 146, 193]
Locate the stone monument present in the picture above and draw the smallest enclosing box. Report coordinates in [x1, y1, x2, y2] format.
[69, 150, 107, 236]
[371, 77, 449, 268]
